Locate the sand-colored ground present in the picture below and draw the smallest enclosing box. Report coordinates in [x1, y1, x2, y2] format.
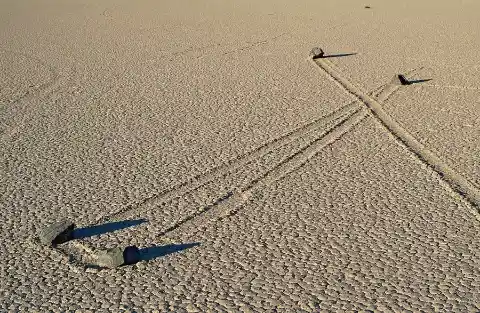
[1, 0, 479, 311]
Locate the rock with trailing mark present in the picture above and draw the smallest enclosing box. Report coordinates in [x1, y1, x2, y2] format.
[310, 47, 325, 59]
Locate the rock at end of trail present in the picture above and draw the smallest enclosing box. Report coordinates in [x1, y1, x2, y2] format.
[310, 47, 325, 59]
[391, 74, 410, 86]
[39, 219, 75, 245]
[96, 246, 141, 268]
[123, 246, 141, 265]
[398, 74, 410, 85]
[96, 247, 125, 268]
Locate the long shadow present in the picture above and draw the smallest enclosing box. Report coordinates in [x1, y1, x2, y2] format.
[322, 52, 357, 58]
[408, 78, 432, 85]
[139, 243, 200, 261]
[72, 219, 148, 240]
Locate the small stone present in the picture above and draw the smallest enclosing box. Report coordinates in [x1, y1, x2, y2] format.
[391, 74, 410, 86]
[135, 262, 146, 270]
[96, 247, 124, 268]
[398, 74, 410, 85]
[123, 246, 141, 265]
[38, 219, 75, 245]
[365, 5, 371, 9]
[310, 47, 325, 59]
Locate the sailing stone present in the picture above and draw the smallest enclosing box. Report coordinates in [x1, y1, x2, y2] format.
[39, 219, 75, 245]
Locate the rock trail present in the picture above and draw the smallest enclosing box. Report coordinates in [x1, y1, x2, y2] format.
[312, 57, 480, 213]
[57, 66, 408, 269]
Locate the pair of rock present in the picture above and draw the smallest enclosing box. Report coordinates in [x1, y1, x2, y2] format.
[310, 47, 410, 86]
[39, 219, 140, 268]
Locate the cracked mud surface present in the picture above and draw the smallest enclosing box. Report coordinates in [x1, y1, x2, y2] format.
[0, 49, 58, 106]
[1, 0, 479, 311]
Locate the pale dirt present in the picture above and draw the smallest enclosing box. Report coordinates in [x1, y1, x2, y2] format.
[0, 0, 479, 311]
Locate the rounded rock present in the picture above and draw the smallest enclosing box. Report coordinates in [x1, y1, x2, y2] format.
[96, 248, 124, 268]
[310, 47, 325, 59]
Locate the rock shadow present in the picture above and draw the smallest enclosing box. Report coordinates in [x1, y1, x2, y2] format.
[72, 219, 148, 240]
[139, 243, 201, 262]
[322, 52, 357, 58]
[408, 78, 432, 85]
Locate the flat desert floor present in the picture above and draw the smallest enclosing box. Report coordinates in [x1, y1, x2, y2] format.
[1, 0, 479, 312]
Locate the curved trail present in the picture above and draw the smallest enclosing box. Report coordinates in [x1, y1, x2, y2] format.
[0, 50, 78, 140]
[312, 58, 480, 212]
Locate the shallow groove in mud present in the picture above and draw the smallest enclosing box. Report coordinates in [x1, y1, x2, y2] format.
[93, 73, 401, 229]
[313, 58, 480, 212]
[94, 96, 364, 224]
[0, 49, 61, 105]
[60, 106, 368, 269]
[154, 107, 368, 239]
[129, 78, 404, 242]
[168, 108, 371, 240]
[55, 63, 406, 270]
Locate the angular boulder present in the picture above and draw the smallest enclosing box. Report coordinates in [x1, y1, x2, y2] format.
[39, 219, 75, 245]
[391, 74, 410, 86]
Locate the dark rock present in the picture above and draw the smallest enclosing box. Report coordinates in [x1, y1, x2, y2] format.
[365, 6, 371, 9]
[390, 74, 411, 86]
[123, 246, 141, 265]
[310, 47, 325, 59]
[398, 74, 411, 85]
[39, 219, 75, 245]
